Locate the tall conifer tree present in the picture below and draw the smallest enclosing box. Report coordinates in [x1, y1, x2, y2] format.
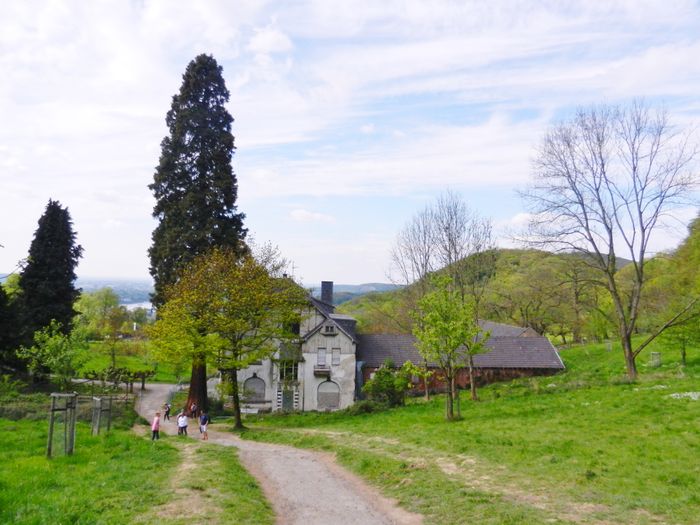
[18, 200, 83, 344]
[149, 54, 247, 307]
[149, 54, 247, 408]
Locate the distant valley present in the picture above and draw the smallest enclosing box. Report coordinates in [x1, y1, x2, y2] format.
[74, 278, 400, 307]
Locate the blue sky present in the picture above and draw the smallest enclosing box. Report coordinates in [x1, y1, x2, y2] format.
[1, 1, 700, 285]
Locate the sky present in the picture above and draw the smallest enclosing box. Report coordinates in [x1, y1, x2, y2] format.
[1, 0, 700, 286]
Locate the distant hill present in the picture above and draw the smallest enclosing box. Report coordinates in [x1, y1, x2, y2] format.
[71, 279, 400, 307]
[308, 283, 403, 305]
[76, 278, 153, 306]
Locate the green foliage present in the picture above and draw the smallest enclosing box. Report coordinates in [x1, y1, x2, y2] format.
[362, 359, 413, 407]
[17, 200, 83, 344]
[413, 274, 489, 418]
[149, 247, 308, 426]
[149, 53, 246, 307]
[0, 374, 25, 395]
[0, 284, 21, 371]
[16, 320, 88, 389]
[73, 287, 129, 340]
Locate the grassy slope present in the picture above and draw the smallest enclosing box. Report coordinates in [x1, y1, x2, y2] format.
[79, 341, 189, 383]
[240, 339, 700, 524]
[1, 408, 272, 524]
[0, 419, 176, 524]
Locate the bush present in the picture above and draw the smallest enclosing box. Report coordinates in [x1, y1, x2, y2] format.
[362, 359, 412, 407]
[345, 399, 387, 415]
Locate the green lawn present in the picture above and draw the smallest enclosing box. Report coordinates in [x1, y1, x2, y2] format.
[0, 419, 177, 524]
[79, 340, 189, 383]
[2, 395, 272, 524]
[239, 338, 700, 524]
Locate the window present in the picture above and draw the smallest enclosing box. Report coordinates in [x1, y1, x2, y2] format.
[332, 348, 341, 366]
[317, 348, 327, 366]
[324, 325, 335, 334]
[279, 360, 298, 382]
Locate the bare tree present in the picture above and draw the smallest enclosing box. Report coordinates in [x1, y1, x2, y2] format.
[390, 204, 436, 296]
[390, 190, 496, 403]
[523, 101, 698, 379]
[433, 190, 496, 318]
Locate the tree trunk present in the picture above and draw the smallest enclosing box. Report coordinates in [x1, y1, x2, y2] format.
[423, 360, 430, 401]
[229, 367, 244, 430]
[621, 334, 638, 380]
[453, 376, 461, 419]
[186, 353, 208, 415]
[680, 342, 687, 367]
[468, 354, 478, 401]
[444, 372, 454, 421]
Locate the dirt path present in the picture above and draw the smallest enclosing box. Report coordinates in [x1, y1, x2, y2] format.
[137, 383, 422, 525]
[288, 429, 670, 525]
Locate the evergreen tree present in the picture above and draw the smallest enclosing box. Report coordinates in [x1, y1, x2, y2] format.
[149, 54, 247, 307]
[18, 200, 83, 344]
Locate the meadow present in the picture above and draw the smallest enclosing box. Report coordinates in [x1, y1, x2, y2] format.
[238, 339, 700, 524]
[0, 394, 270, 524]
[79, 340, 189, 384]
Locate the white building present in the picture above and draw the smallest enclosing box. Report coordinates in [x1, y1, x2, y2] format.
[236, 281, 358, 412]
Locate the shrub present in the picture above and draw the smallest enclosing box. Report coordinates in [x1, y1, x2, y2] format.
[362, 359, 412, 407]
[345, 399, 387, 415]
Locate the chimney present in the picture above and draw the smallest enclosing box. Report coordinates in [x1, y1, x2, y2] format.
[321, 281, 334, 304]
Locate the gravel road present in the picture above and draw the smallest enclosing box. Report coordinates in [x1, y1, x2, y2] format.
[137, 383, 422, 525]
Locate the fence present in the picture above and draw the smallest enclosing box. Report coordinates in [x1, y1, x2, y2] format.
[46, 393, 136, 458]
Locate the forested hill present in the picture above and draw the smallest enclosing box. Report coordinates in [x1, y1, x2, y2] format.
[309, 283, 402, 305]
[337, 236, 698, 342]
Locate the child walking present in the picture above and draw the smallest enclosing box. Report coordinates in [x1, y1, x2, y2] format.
[199, 411, 210, 441]
[151, 412, 161, 441]
[177, 412, 188, 436]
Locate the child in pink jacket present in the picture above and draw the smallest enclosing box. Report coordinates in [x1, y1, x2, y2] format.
[151, 412, 161, 441]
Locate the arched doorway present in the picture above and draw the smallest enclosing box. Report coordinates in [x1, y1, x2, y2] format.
[243, 376, 265, 403]
[317, 380, 340, 410]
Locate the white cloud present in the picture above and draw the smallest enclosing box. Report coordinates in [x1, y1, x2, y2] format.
[1, 1, 700, 281]
[360, 123, 375, 134]
[289, 209, 335, 223]
[247, 26, 293, 55]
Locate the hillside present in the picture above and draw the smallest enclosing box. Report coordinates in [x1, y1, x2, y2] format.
[336, 247, 658, 340]
[308, 282, 402, 305]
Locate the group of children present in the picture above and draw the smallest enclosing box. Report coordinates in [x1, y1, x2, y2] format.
[150, 401, 211, 441]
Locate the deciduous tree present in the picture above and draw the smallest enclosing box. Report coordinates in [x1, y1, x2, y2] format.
[149, 247, 307, 429]
[523, 102, 698, 379]
[17, 320, 87, 389]
[413, 275, 489, 420]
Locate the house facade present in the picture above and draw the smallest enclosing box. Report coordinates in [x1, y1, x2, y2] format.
[234, 282, 564, 413]
[237, 282, 358, 412]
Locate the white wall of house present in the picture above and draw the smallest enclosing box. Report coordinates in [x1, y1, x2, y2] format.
[299, 329, 356, 411]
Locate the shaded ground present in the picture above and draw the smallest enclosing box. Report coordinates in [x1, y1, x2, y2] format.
[137, 383, 422, 525]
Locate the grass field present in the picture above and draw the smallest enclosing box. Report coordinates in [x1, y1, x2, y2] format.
[79, 340, 189, 383]
[1, 398, 271, 524]
[239, 338, 700, 524]
[0, 418, 177, 524]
